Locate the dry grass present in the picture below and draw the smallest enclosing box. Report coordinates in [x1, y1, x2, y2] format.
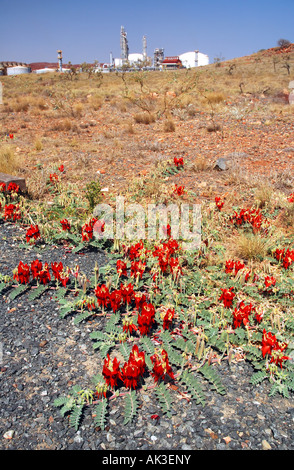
[0, 146, 21, 174]
[229, 232, 273, 261]
[254, 182, 274, 208]
[133, 112, 156, 124]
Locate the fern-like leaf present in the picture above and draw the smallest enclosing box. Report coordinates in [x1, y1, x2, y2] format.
[123, 390, 138, 425]
[94, 398, 108, 430]
[9, 284, 29, 300]
[199, 363, 226, 395]
[28, 284, 48, 301]
[154, 382, 173, 417]
[179, 370, 206, 406]
[69, 404, 84, 430]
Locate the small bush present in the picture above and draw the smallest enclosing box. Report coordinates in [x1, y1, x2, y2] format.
[134, 112, 156, 124]
[0, 145, 20, 174]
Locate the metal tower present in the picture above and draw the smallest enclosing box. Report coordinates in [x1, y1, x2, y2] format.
[120, 26, 129, 64]
[143, 35, 147, 62]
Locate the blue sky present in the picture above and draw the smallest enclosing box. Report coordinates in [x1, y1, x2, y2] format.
[0, 0, 293, 64]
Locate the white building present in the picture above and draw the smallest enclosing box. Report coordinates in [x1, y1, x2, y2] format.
[179, 50, 209, 68]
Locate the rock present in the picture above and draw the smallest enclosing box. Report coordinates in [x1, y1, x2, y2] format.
[3, 430, 15, 439]
[262, 439, 272, 450]
[214, 158, 227, 171]
[0, 172, 26, 193]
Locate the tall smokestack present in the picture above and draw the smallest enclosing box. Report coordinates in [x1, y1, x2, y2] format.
[57, 50, 63, 72]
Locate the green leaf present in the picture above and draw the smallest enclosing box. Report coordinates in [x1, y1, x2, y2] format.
[94, 399, 108, 430]
[124, 390, 138, 425]
[9, 284, 29, 300]
[154, 382, 173, 417]
[28, 284, 48, 301]
[69, 404, 84, 430]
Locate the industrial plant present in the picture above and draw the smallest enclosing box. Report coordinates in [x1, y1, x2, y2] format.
[0, 26, 209, 75]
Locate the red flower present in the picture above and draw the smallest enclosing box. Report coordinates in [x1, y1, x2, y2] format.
[173, 184, 185, 196]
[120, 283, 134, 305]
[109, 289, 122, 313]
[150, 349, 174, 383]
[287, 193, 294, 203]
[133, 292, 147, 310]
[58, 164, 65, 172]
[9, 133, 14, 139]
[0, 182, 6, 192]
[174, 156, 184, 168]
[37, 262, 51, 285]
[215, 196, 224, 211]
[116, 260, 127, 278]
[122, 316, 137, 336]
[262, 330, 289, 368]
[219, 287, 235, 308]
[49, 173, 59, 183]
[4, 204, 21, 221]
[31, 259, 43, 279]
[262, 330, 278, 358]
[26, 225, 40, 243]
[60, 219, 71, 231]
[163, 308, 175, 330]
[13, 261, 30, 285]
[102, 355, 121, 389]
[81, 222, 93, 241]
[95, 284, 110, 308]
[162, 224, 171, 239]
[121, 345, 146, 389]
[51, 261, 64, 281]
[7, 182, 19, 193]
[264, 276, 276, 288]
[128, 241, 144, 260]
[137, 302, 155, 335]
[130, 260, 146, 279]
[232, 301, 255, 329]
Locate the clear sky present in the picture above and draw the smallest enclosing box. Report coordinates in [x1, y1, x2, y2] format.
[0, 0, 293, 64]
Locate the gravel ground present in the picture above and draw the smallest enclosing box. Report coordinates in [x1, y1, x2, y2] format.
[1, 222, 294, 451]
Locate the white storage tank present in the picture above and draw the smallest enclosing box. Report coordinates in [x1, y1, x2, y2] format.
[128, 53, 144, 65]
[7, 65, 31, 75]
[179, 51, 209, 68]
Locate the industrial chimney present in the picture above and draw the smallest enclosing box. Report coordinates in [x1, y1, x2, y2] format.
[57, 50, 63, 72]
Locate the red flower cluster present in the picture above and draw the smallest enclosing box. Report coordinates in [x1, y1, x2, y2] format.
[274, 248, 294, 269]
[127, 241, 147, 260]
[26, 225, 40, 243]
[51, 261, 70, 287]
[13, 259, 71, 287]
[81, 217, 103, 241]
[4, 204, 21, 221]
[219, 287, 235, 308]
[13, 261, 30, 284]
[137, 302, 155, 335]
[287, 193, 294, 203]
[150, 349, 174, 383]
[174, 157, 184, 168]
[121, 345, 146, 389]
[0, 182, 6, 192]
[60, 219, 71, 231]
[173, 184, 185, 196]
[232, 301, 257, 329]
[225, 259, 245, 276]
[215, 196, 224, 211]
[153, 239, 181, 276]
[7, 182, 19, 193]
[58, 164, 65, 173]
[230, 207, 264, 232]
[262, 330, 289, 368]
[49, 173, 59, 183]
[31, 259, 51, 285]
[102, 345, 146, 390]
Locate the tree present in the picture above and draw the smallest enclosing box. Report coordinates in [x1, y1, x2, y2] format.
[277, 38, 291, 49]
